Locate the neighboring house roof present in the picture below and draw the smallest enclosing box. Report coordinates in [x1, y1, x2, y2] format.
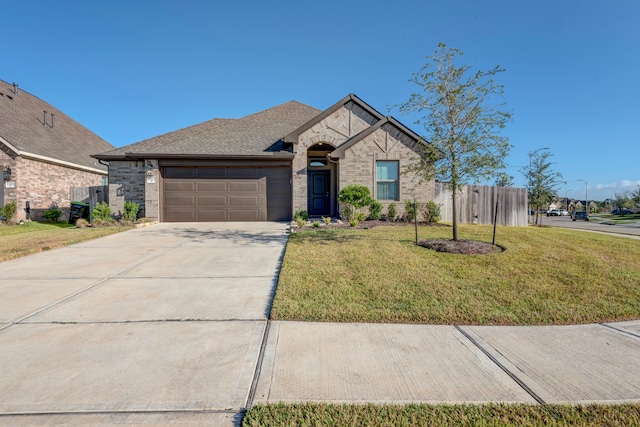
[95, 101, 321, 160]
[0, 79, 113, 173]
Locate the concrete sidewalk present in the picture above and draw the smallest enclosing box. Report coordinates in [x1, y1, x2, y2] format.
[1, 222, 639, 427]
[255, 321, 640, 405]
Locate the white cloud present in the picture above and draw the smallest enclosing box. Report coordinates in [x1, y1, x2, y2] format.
[590, 180, 640, 200]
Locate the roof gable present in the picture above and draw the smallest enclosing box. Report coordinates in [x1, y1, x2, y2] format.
[283, 94, 385, 144]
[330, 115, 427, 159]
[0, 79, 113, 172]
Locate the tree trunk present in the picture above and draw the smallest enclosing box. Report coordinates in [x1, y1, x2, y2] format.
[452, 189, 459, 241]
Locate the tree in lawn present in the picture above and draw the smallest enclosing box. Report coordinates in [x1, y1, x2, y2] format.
[399, 43, 512, 241]
[521, 148, 564, 226]
[630, 185, 640, 209]
[612, 191, 632, 212]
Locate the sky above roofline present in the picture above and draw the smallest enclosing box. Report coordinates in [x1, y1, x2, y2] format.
[3, 0, 639, 201]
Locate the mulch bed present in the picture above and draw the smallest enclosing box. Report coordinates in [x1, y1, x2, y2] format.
[296, 219, 503, 254]
[418, 238, 504, 255]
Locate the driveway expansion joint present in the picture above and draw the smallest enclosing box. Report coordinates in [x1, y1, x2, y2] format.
[455, 325, 546, 404]
[600, 323, 640, 340]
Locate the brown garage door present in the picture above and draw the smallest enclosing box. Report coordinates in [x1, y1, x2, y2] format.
[162, 166, 291, 222]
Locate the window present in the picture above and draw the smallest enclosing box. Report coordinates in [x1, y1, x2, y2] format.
[376, 161, 399, 200]
[309, 159, 328, 167]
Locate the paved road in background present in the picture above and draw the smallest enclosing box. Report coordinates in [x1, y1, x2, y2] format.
[537, 215, 640, 239]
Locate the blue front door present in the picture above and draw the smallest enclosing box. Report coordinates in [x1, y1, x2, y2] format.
[308, 170, 330, 215]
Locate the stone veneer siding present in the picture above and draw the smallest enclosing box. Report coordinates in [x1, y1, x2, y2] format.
[108, 160, 147, 219]
[1, 143, 18, 208]
[291, 102, 435, 219]
[0, 152, 105, 221]
[292, 101, 378, 214]
[339, 123, 435, 218]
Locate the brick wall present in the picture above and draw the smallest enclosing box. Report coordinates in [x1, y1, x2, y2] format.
[1, 143, 18, 207]
[11, 157, 105, 221]
[292, 101, 378, 213]
[108, 160, 146, 218]
[290, 102, 435, 219]
[339, 123, 435, 219]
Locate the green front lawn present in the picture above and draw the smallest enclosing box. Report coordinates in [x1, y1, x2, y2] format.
[272, 224, 640, 325]
[0, 221, 132, 262]
[243, 402, 640, 427]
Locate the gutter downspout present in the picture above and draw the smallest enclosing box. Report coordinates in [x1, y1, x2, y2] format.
[327, 153, 340, 217]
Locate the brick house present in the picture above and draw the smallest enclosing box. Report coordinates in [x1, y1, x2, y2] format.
[93, 94, 434, 222]
[0, 80, 113, 221]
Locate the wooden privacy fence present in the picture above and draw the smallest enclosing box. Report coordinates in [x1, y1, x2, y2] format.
[70, 186, 108, 211]
[434, 183, 528, 227]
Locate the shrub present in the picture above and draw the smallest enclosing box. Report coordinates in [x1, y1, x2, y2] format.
[349, 212, 367, 227]
[322, 216, 331, 225]
[387, 203, 397, 221]
[122, 201, 140, 222]
[404, 200, 421, 222]
[295, 215, 306, 228]
[2, 200, 17, 222]
[312, 220, 320, 228]
[338, 185, 372, 226]
[294, 209, 309, 221]
[422, 200, 442, 223]
[369, 200, 383, 220]
[43, 202, 63, 223]
[92, 202, 112, 221]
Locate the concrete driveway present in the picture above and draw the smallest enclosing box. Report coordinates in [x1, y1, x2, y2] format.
[0, 222, 289, 426]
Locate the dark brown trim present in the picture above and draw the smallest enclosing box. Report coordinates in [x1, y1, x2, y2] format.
[158, 159, 292, 167]
[93, 153, 294, 161]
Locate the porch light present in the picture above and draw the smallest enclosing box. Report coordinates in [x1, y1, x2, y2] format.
[2, 167, 10, 181]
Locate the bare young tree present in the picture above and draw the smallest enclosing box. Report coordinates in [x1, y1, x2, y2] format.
[399, 43, 512, 241]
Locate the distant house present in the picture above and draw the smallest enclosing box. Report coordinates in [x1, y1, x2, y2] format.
[94, 94, 434, 222]
[0, 79, 114, 221]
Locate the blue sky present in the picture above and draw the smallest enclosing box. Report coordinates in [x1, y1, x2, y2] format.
[3, 0, 638, 201]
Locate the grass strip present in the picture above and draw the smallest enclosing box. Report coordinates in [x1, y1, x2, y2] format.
[0, 221, 133, 262]
[243, 402, 640, 427]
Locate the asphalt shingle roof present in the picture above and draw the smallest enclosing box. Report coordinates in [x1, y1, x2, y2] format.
[0, 79, 113, 171]
[96, 100, 321, 159]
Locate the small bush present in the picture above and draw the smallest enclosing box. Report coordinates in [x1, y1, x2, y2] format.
[312, 221, 320, 228]
[422, 200, 442, 223]
[2, 200, 17, 222]
[387, 203, 397, 221]
[295, 215, 307, 228]
[369, 200, 383, 220]
[43, 202, 63, 223]
[339, 185, 372, 223]
[322, 216, 331, 225]
[75, 218, 90, 228]
[92, 202, 112, 221]
[294, 209, 309, 221]
[349, 212, 367, 227]
[404, 200, 420, 222]
[122, 201, 140, 222]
